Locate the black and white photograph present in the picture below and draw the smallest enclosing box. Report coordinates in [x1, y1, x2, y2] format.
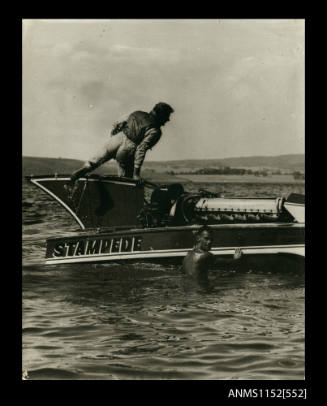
[22, 19, 305, 382]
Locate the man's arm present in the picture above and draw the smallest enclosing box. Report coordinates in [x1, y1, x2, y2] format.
[110, 113, 129, 136]
[213, 248, 244, 266]
[133, 128, 161, 179]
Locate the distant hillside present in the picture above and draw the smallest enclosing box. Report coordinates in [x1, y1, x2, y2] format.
[22, 156, 188, 184]
[22, 156, 178, 178]
[22, 156, 87, 176]
[143, 154, 304, 172]
[22, 154, 304, 179]
[217, 154, 304, 171]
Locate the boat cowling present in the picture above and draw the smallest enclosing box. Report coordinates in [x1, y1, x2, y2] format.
[26, 174, 146, 230]
[283, 193, 305, 223]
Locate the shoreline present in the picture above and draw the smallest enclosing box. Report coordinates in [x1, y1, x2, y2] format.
[172, 174, 305, 184]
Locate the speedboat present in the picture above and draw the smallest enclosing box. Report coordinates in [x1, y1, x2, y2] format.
[26, 174, 305, 269]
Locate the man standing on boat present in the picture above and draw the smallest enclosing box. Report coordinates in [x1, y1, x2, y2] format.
[71, 102, 174, 182]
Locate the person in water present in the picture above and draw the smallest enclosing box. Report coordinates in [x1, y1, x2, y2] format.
[182, 225, 243, 280]
[71, 102, 174, 182]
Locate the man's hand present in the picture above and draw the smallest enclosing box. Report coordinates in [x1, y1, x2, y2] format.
[134, 176, 145, 187]
[133, 173, 145, 186]
[233, 247, 243, 260]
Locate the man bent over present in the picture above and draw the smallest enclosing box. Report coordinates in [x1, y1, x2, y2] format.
[71, 102, 174, 182]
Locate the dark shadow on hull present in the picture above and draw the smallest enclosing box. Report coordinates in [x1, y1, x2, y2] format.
[94, 182, 115, 216]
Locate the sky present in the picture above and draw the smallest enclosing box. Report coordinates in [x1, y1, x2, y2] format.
[23, 19, 304, 162]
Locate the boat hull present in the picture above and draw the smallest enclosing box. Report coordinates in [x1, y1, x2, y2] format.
[45, 223, 304, 267]
[25, 174, 304, 270]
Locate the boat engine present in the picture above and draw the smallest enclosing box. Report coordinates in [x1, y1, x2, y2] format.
[190, 196, 289, 223]
[138, 184, 296, 228]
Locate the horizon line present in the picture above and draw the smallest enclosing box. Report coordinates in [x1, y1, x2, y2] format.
[22, 152, 305, 162]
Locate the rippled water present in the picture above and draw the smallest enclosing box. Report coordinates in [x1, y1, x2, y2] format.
[22, 180, 305, 380]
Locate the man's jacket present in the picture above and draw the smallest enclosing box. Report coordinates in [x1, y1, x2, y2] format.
[112, 111, 162, 169]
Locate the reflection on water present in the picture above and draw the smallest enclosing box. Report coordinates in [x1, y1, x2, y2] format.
[22, 180, 305, 380]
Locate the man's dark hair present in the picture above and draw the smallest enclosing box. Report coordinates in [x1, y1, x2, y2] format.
[196, 225, 213, 238]
[152, 102, 174, 117]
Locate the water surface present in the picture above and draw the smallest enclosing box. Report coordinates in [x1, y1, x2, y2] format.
[22, 180, 305, 380]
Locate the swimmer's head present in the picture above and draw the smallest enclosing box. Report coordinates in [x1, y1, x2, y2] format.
[195, 225, 213, 251]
